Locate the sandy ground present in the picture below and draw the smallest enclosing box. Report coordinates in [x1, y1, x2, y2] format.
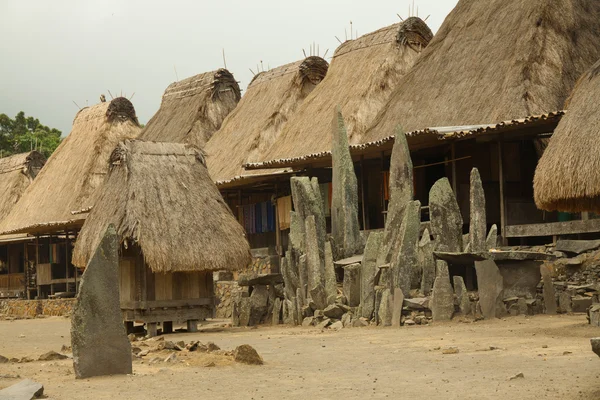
[1, 314, 600, 399]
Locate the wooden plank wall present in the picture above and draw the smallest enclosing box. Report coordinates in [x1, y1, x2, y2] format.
[119, 259, 135, 302]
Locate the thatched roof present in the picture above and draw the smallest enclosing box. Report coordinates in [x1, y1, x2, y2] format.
[140, 69, 240, 148]
[72, 140, 251, 273]
[363, 0, 600, 142]
[204, 57, 328, 186]
[249, 18, 432, 165]
[0, 151, 45, 221]
[0, 98, 141, 235]
[534, 60, 600, 212]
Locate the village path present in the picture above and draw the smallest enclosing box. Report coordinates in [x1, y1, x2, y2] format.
[0, 314, 599, 399]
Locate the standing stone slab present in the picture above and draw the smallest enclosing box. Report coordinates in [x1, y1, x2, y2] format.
[331, 108, 362, 260]
[71, 225, 132, 379]
[324, 241, 337, 305]
[361, 232, 383, 318]
[391, 288, 404, 328]
[238, 297, 251, 327]
[474, 259, 504, 319]
[282, 299, 294, 325]
[295, 288, 304, 325]
[429, 178, 463, 252]
[249, 285, 269, 325]
[290, 176, 326, 258]
[343, 263, 361, 307]
[305, 215, 327, 310]
[486, 225, 498, 250]
[391, 200, 421, 295]
[281, 255, 299, 301]
[430, 261, 454, 321]
[272, 298, 282, 325]
[469, 168, 487, 253]
[378, 289, 393, 326]
[540, 264, 557, 314]
[453, 276, 470, 315]
[559, 292, 572, 314]
[419, 229, 435, 296]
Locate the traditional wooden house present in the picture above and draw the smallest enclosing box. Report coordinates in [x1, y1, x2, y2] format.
[0, 151, 46, 298]
[140, 69, 240, 148]
[534, 59, 600, 218]
[72, 140, 251, 335]
[0, 98, 142, 298]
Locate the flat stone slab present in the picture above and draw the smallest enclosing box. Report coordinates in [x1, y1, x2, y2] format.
[434, 251, 487, 264]
[474, 259, 504, 319]
[0, 379, 44, 400]
[489, 251, 556, 262]
[334, 254, 363, 266]
[556, 239, 600, 255]
[238, 273, 284, 286]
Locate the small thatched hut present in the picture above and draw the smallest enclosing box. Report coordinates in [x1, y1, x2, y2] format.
[73, 140, 251, 334]
[534, 60, 600, 212]
[140, 69, 240, 148]
[0, 151, 45, 221]
[205, 57, 328, 187]
[253, 18, 432, 164]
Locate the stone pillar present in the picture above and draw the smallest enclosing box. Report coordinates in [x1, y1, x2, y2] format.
[305, 216, 327, 310]
[469, 168, 487, 253]
[540, 264, 557, 314]
[429, 178, 463, 252]
[343, 263, 361, 307]
[390, 200, 421, 295]
[360, 232, 383, 319]
[474, 259, 504, 319]
[419, 228, 435, 296]
[430, 261, 454, 321]
[324, 241, 337, 305]
[486, 225, 498, 250]
[378, 289, 392, 326]
[453, 276, 470, 315]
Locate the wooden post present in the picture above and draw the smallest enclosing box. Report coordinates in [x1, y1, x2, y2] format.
[24, 241, 30, 299]
[65, 231, 70, 291]
[498, 141, 507, 245]
[360, 156, 368, 230]
[274, 183, 281, 257]
[451, 143, 457, 195]
[146, 322, 158, 337]
[163, 321, 173, 334]
[35, 235, 40, 299]
[187, 319, 198, 332]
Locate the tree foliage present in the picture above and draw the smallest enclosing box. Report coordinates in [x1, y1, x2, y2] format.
[0, 112, 62, 158]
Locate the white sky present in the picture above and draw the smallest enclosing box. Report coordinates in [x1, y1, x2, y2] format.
[0, 0, 459, 134]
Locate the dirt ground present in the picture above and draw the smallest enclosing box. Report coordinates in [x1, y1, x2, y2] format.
[1, 314, 600, 399]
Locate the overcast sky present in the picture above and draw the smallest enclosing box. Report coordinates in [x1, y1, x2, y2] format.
[0, 0, 458, 135]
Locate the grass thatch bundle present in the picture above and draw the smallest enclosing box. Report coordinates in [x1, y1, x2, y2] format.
[140, 69, 240, 148]
[0, 151, 45, 221]
[72, 140, 251, 272]
[205, 57, 328, 185]
[534, 60, 600, 212]
[252, 18, 432, 164]
[364, 0, 600, 142]
[0, 98, 141, 235]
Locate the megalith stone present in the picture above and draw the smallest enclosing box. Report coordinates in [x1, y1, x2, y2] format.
[430, 261, 454, 321]
[453, 276, 470, 315]
[281, 254, 299, 301]
[474, 259, 504, 319]
[305, 216, 327, 310]
[429, 178, 463, 252]
[469, 168, 487, 253]
[390, 200, 421, 295]
[324, 241, 337, 305]
[249, 285, 269, 325]
[290, 176, 326, 257]
[331, 108, 362, 260]
[486, 224, 498, 250]
[238, 297, 251, 327]
[391, 288, 404, 328]
[343, 263, 361, 307]
[591, 338, 600, 358]
[297, 254, 308, 305]
[361, 232, 383, 318]
[282, 299, 294, 325]
[272, 298, 282, 325]
[71, 225, 132, 379]
[378, 289, 393, 326]
[559, 292, 572, 314]
[540, 264, 557, 314]
[419, 229, 435, 296]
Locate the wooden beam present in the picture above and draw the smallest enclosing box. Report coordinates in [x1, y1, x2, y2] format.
[505, 219, 600, 238]
[498, 141, 506, 245]
[360, 155, 368, 230]
[120, 298, 213, 310]
[451, 143, 457, 195]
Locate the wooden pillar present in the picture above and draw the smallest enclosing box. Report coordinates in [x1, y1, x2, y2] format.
[451, 143, 457, 195]
[163, 321, 173, 334]
[24, 241, 30, 299]
[187, 319, 198, 332]
[380, 151, 386, 226]
[360, 156, 368, 231]
[146, 322, 158, 337]
[35, 235, 40, 299]
[498, 141, 507, 245]
[65, 231, 70, 289]
[274, 184, 281, 257]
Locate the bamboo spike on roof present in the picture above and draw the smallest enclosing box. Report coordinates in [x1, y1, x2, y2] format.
[0, 98, 141, 235]
[72, 140, 251, 273]
[0, 151, 46, 222]
[534, 59, 600, 212]
[140, 69, 241, 148]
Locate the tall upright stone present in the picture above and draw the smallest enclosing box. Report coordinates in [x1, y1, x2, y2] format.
[290, 176, 326, 258]
[305, 216, 327, 310]
[419, 228, 436, 296]
[391, 288, 404, 328]
[540, 264, 557, 314]
[71, 225, 132, 379]
[361, 232, 383, 318]
[324, 241, 338, 305]
[469, 168, 487, 253]
[331, 108, 362, 260]
[430, 261, 454, 321]
[474, 259, 504, 319]
[281, 254, 299, 301]
[453, 276, 470, 315]
[378, 289, 393, 326]
[343, 263, 361, 307]
[486, 224, 498, 250]
[390, 200, 421, 295]
[297, 254, 308, 305]
[429, 178, 463, 252]
[377, 128, 414, 269]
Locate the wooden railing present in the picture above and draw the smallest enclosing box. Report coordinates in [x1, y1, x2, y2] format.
[0, 273, 25, 291]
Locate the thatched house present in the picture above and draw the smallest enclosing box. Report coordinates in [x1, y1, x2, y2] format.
[140, 69, 240, 148]
[0, 151, 45, 298]
[72, 140, 251, 334]
[534, 60, 600, 213]
[0, 97, 142, 298]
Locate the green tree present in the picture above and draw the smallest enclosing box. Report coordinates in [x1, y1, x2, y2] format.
[0, 112, 62, 158]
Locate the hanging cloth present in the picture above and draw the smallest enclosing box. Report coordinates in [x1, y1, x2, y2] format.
[277, 196, 292, 230]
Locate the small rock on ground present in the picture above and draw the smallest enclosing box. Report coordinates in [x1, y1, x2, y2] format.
[234, 344, 263, 365]
[38, 351, 68, 361]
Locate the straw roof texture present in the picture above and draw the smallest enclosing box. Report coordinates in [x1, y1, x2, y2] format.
[252, 18, 432, 164]
[364, 0, 600, 142]
[534, 60, 600, 212]
[72, 140, 251, 272]
[0, 98, 141, 234]
[0, 151, 45, 221]
[140, 69, 240, 148]
[205, 57, 328, 185]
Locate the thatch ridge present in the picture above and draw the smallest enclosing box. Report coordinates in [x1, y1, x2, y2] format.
[249, 17, 432, 164]
[363, 0, 600, 142]
[72, 140, 251, 272]
[534, 59, 600, 212]
[0, 151, 46, 221]
[140, 69, 240, 148]
[0, 98, 142, 235]
[205, 57, 328, 185]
